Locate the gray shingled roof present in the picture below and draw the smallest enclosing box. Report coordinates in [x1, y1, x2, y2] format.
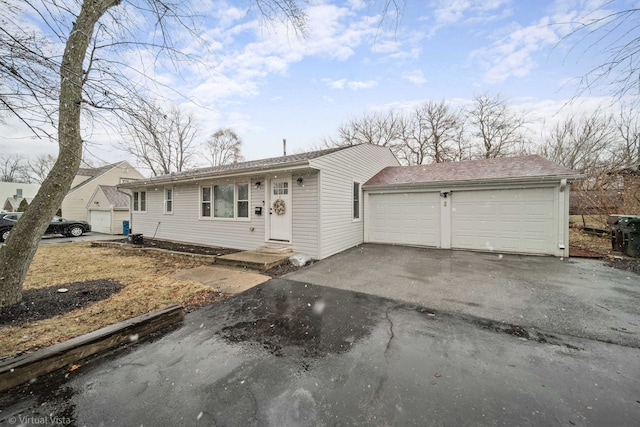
[98, 185, 130, 209]
[365, 156, 580, 187]
[77, 162, 120, 177]
[120, 145, 353, 186]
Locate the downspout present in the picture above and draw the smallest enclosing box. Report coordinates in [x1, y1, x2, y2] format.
[558, 178, 567, 257]
[117, 188, 133, 235]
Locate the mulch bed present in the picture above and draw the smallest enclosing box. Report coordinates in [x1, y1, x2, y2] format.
[118, 237, 240, 256]
[0, 279, 124, 327]
[607, 258, 640, 275]
[569, 246, 605, 259]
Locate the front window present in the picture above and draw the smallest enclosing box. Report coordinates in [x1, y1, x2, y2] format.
[353, 182, 361, 220]
[214, 184, 234, 218]
[201, 183, 249, 220]
[16, 189, 23, 198]
[165, 188, 173, 214]
[133, 191, 147, 212]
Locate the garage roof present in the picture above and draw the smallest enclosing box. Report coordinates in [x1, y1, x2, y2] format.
[364, 155, 581, 188]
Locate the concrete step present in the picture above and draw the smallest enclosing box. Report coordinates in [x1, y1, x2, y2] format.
[216, 250, 291, 271]
[254, 245, 294, 255]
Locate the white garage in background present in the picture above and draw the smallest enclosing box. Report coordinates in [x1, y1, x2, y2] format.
[364, 156, 582, 257]
[86, 185, 131, 235]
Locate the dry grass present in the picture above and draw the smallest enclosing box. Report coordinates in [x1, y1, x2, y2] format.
[569, 214, 609, 230]
[569, 226, 612, 255]
[1, 242, 220, 358]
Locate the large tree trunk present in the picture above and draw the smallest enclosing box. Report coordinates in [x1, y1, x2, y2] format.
[0, 0, 120, 308]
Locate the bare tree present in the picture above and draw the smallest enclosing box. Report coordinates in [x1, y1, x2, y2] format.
[206, 128, 244, 167]
[560, 6, 640, 103]
[0, 0, 308, 308]
[539, 110, 617, 177]
[121, 101, 199, 176]
[331, 110, 402, 148]
[466, 94, 529, 159]
[398, 101, 465, 165]
[614, 106, 640, 166]
[539, 110, 620, 225]
[0, 154, 28, 182]
[24, 154, 57, 184]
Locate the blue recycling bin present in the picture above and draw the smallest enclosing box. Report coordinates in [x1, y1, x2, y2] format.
[122, 220, 130, 236]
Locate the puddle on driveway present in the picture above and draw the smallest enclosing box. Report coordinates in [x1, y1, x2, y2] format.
[218, 279, 384, 359]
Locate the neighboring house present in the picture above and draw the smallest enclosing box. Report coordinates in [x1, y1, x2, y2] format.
[86, 185, 132, 234]
[0, 181, 40, 212]
[118, 144, 400, 259]
[3, 196, 34, 212]
[363, 156, 582, 257]
[62, 161, 144, 234]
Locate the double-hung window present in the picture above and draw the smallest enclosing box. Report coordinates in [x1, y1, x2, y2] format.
[165, 188, 173, 214]
[133, 191, 146, 212]
[201, 183, 249, 219]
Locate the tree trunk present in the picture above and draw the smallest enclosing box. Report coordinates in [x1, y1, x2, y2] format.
[0, 0, 120, 308]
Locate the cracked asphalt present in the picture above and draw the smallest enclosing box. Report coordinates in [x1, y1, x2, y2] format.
[2, 278, 639, 426]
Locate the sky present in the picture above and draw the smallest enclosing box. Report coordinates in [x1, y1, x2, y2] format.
[2, 0, 638, 171]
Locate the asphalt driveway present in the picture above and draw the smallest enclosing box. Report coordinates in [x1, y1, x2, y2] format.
[3, 279, 639, 426]
[285, 244, 640, 348]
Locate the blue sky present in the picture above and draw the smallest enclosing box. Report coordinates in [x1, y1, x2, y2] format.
[3, 0, 637, 168]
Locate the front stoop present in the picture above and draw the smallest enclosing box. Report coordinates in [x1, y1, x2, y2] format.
[216, 247, 292, 271]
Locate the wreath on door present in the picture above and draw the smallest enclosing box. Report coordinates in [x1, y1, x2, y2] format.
[272, 198, 286, 215]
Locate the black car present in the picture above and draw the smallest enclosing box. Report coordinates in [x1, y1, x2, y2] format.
[0, 212, 91, 242]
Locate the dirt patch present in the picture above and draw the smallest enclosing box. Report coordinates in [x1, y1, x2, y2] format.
[119, 237, 240, 256]
[0, 279, 123, 327]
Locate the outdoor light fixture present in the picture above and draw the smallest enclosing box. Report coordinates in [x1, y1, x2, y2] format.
[297, 177, 304, 185]
[255, 181, 261, 188]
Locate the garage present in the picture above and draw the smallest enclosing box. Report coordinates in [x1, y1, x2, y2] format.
[368, 192, 440, 247]
[89, 210, 112, 234]
[363, 156, 581, 257]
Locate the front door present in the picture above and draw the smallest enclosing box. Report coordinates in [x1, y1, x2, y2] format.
[269, 177, 292, 242]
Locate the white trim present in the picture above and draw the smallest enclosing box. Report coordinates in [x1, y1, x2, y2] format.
[199, 181, 251, 221]
[132, 190, 147, 213]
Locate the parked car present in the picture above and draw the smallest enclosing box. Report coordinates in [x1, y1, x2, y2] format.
[0, 213, 91, 242]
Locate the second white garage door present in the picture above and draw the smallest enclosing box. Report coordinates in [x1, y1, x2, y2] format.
[451, 188, 555, 255]
[366, 187, 557, 255]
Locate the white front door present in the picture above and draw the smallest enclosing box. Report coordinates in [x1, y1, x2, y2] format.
[269, 177, 292, 242]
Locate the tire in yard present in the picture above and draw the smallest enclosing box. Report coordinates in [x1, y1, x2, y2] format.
[67, 226, 84, 237]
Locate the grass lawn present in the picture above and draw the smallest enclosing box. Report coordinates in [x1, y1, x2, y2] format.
[0, 242, 221, 359]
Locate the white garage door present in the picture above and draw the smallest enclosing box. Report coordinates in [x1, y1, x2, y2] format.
[89, 210, 112, 234]
[451, 188, 555, 254]
[368, 192, 440, 247]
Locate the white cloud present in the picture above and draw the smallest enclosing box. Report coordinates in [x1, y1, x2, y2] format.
[427, 0, 512, 36]
[321, 78, 377, 91]
[348, 80, 378, 90]
[402, 69, 427, 85]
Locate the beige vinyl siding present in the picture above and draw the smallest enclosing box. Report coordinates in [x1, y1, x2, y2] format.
[62, 162, 143, 221]
[130, 178, 267, 251]
[310, 145, 399, 259]
[291, 171, 319, 258]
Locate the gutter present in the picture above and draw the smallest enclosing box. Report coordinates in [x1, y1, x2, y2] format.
[363, 174, 585, 191]
[117, 161, 313, 189]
